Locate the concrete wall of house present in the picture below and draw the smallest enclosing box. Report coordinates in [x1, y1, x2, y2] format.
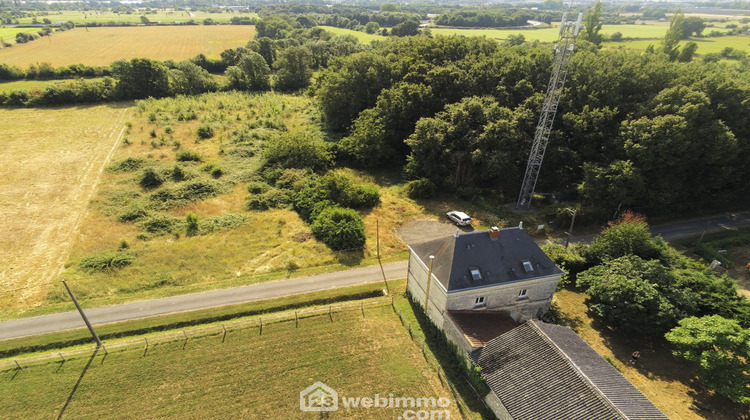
[406, 251, 447, 329]
[442, 314, 475, 354]
[445, 275, 560, 322]
[484, 392, 513, 420]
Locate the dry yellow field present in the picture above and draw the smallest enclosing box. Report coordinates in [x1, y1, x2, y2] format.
[0, 25, 255, 67]
[0, 104, 129, 313]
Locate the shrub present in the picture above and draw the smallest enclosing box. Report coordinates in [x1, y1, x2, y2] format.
[186, 213, 199, 236]
[405, 178, 437, 199]
[246, 188, 293, 211]
[210, 166, 223, 178]
[176, 150, 202, 162]
[275, 168, 310, 191]
[196, 123, 214, 139]
[171, 165, 187, 181]
[263, 132, 331, 172]
[108, 157, 145, 173]
[139, 167, 164, 189]
[117, 204, 149, 222]
[310, 206, 366, 251]
[137, 214, 180, 234]
[79, 250, 137, 273]
[247, 181, 271, 194]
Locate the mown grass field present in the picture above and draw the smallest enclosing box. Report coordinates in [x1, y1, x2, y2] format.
[0, 104, 129, 316]
[14, 10, 259, 25]
[608, 35, 750, 54]
[0, 78, 106, 93]
[0, 25, 254, 67]
[553, 289, 748, 420]
[318, 26, 385, 43]
[0, 27, 43, 43]
[0, 303, 460, 419]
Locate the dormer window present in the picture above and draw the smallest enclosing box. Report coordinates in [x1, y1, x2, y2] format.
[522, 260, 534, 273]
[474, 296, 486, 307]
[469, 267, 482, 281]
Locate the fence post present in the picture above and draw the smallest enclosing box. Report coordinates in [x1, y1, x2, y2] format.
[59, 353, 66, 363]
[14, 360, 21, 370]
[259, 317, 263, 335]
[328, 305, 333, 323]
[295, 311, 299, 328]
[222, 324, 227, 343]
[361, 301, 365, 318]
[144, 337, 149, 349]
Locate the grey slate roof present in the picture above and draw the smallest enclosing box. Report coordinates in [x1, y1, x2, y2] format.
[409, 227, 564, 292]
[473, 320, 669, 420]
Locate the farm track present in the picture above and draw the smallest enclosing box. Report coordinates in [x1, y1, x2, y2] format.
[0, 107, 128, 310]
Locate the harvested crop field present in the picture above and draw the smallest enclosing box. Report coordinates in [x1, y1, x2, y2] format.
[0, 104, 129, 316]
[0, 25, 255, 67]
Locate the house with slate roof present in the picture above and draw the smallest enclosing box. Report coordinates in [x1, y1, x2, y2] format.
[406, 226, 564, 351]
[473, 320, 669, 420]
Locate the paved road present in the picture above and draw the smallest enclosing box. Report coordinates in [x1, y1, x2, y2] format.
[1, 210, 749, 341]
[0, 261, 407, 341]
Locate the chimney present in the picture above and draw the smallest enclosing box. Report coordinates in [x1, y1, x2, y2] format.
[489, 227, 500, 240]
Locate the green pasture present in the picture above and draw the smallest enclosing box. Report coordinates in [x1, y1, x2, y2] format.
[15, 10, 258, 25]
[0, 27, 43, 43]
[0, 304, 460, 419]
[318, 25, 384, 43]
[605, 35, 750, 54]
[0, 78, 104, 92]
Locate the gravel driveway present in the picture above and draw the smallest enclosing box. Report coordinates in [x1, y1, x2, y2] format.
[396, 218, 475, 245]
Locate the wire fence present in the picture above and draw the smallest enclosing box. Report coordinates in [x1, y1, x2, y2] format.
[389, 300, 487, 420]
[1, 297, 392, 371]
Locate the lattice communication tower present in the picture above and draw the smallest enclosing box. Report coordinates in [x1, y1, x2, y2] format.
[516, 12, 583, 209]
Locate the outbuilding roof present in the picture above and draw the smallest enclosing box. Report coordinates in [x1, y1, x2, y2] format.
[408, 227, 563, 292]
[473, 320, 669, 420]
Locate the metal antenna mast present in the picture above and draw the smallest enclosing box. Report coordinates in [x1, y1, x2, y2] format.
[516, 12, 583, 209]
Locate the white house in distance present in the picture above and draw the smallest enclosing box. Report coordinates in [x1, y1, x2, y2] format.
[406, 226, 564, 352]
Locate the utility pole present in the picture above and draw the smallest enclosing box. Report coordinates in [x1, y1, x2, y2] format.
[62, 280, 102, 348]
[517, 12, 583, 209]
[564, 208, 577, 247]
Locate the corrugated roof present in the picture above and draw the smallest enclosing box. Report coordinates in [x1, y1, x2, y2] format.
[473, 320, 669, 420]
[409, 228, 564, 292]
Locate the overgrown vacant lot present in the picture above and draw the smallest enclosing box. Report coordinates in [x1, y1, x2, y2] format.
[0, 25, 254, 67]
[30, 91, 423, 317]
[1, 305, 458, 419]
[0, 105, 129, 316]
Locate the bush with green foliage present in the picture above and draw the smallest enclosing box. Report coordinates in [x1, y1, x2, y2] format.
[108, 157, 145, 173]
[148, 180, 224, 209]
[293, 172, 380, 221]
[246, 188, 293, 211]
[577, 255, 693, 335]
[310, 206, 366, 251]
[665, 315, 750, 404]
[176, 150, 203, 162]
[139, 167, 164, 190]
[137, 214, 181, 235]
[196, 124, 215, 139]
[185, 213, 199, 236]
[405, 178, 437, 199]
[584, 212, 664, 265]
[117, 204, 150, 222]
[263, 132, 331, 172]
[78, 250, 137, 273]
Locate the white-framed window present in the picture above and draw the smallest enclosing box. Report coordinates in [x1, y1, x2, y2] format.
[474, 296, 486, 307]
[518, 289, 528, 300]
[522, 260, 534, 272]
[469, 267, 482, 281]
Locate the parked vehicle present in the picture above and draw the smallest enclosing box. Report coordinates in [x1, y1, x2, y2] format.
[446, 211, 472, 226]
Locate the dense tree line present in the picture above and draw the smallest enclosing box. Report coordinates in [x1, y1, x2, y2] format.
[313, 33, 750, 216]
[434, 9, 550, 27]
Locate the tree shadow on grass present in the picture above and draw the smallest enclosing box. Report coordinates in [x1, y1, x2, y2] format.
[334, 249, 364, 267]
[56, 347, 100, 420]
